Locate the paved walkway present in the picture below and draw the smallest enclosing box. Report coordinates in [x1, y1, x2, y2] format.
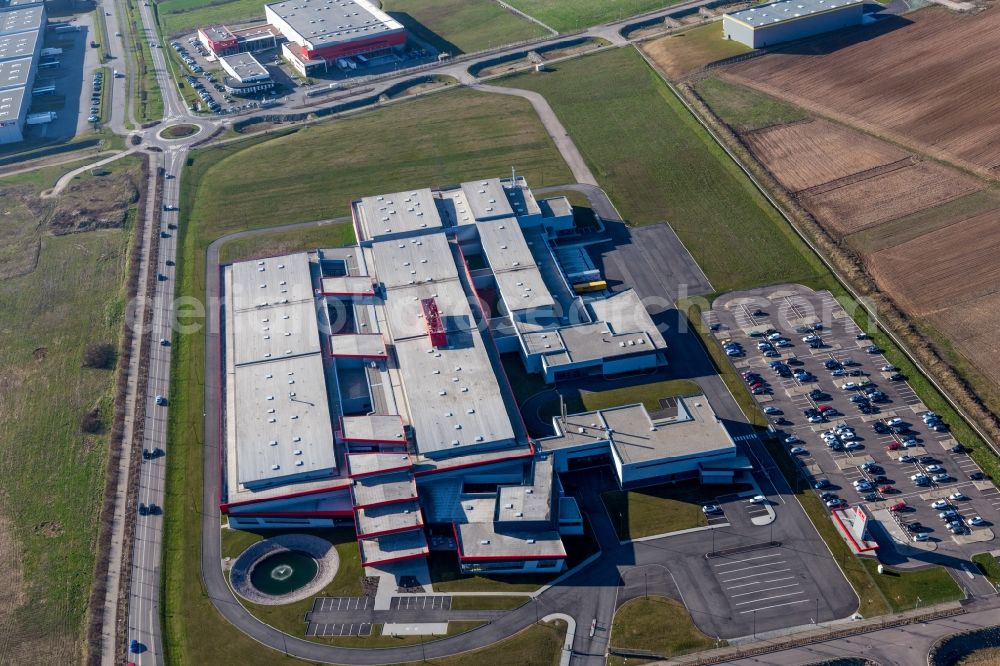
[41, 149, 135, 198]
[473, 83, 598, 186]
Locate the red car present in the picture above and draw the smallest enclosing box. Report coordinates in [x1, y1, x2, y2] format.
[885, 442, 901, 451]
[817, 404, 832, 413]
[878, 484, 895, 493]
[888, 501, 907, 512]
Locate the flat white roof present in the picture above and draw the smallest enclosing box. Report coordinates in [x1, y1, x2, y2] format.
[232, 299, 322, 366]
[321, 275, 373, 295]
[342, 415, 406, 443]
[347, 451, 411, 476]
[0, 84, 23, 122]
[588, 289, 667, 348]
[494, 269, 555, 312]
[230, 252, 315, 312]
[355, 187, 443, 242]
[477, 217, 536, 272]
[382, 278, 469, 341]
[372, 233, 456, 290]
[329, 333, 386, 357]
[265, 0, 402, 49]
[456, 522, 566, 560]
[726, 0, 863, 26]
[0, 6, 41, 36]
[460, 178, 514, 221]
[0, 55, 30, 90]
[219, 51, 269, 82]
[394, 334, 515, 456]
[233, 355, 337, 488]
[0, 30, 36, 62]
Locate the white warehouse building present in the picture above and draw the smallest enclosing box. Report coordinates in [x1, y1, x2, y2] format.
[722, 0, 865, 49]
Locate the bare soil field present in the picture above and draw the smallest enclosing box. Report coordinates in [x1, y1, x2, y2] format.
[722, 7, 1000, 178]
[867, 209, 1000, 316]
[929, 293, 1000, 390]
[744, 118, 907, 192]
[799, 159, 984, 236]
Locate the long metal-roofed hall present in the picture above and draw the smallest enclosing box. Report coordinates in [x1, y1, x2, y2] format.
[722, 0, 865, 48]
[0, 0, 44, 144]
[219, 175, 746, 576]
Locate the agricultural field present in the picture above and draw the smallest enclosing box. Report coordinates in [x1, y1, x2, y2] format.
[0, 156, 142, 663]
[162, 88, 573, 664]
[157, 0, 265, 37]
[698, 70, 1000, 425]
[383, 0, 548, 54]
[721, 7, 1000, 178]
[504, 47, 826, 292]
[641, 21, 750, 79]
[505, 0, 684, 32]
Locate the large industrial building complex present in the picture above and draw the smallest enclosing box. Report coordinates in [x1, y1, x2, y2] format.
[199, 0, 405, 76]
[722, 0, 864, 48]
[0, 0, 45, 144]
[220, 176, 744, 573]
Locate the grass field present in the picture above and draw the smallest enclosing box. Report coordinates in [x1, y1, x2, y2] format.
[385, 0, 547, 54]
[641, 22, 751, 79]
[125, 0, 164, 121]
[601, 481, 744, 540]
[158, 0, 265, 36]
[450, 596, 528, 611]
[504, 48, 826, 292]
[0, 159, 140, 663]
[609, 596, 717, 662]
[860, 559, 963, 611]
[972, 553, 1000, 586]
[185, 89, 572, 236]
[218, 221, 356, 264]
[162, 89, 572, 663]
[694, 76, 808, 133]
[505, 0, 684, 32]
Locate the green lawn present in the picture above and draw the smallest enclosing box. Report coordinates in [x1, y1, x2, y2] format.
[860, 559, 963, 611]
[694, 76, 808, 133]
[505, 0, 685, 32]
[602, 481, 744, 540]
[422, 619, 567, 666]
[609, 596, 718, 662]
[185, 89, 573, 237]
[384, 0, 548, 54]
[158, 0, 266, 36]
[218, 221, 356, 264]
[125, 0, 164, 121]
[972, 553, 1000, 586]
[161, 89, 572, 664]
[0, 160, 140, 661]
[504, 48, 826, 292]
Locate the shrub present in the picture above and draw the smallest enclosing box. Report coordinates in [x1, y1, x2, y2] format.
[83, 342, 115, 369]
[80, 407, 102, 434]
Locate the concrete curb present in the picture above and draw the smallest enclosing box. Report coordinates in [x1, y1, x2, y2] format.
[542, 613, 576, 666]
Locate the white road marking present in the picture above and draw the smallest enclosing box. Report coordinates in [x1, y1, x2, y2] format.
[719, 568, 793, 583]
[726, 576, 796, 590]
[716, 561, 787, 575]
[730, 583, 801, 598]
[735, 591, 805, 606]
[713, 553, 783, 567]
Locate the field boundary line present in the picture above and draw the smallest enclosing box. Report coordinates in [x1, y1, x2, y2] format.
[635, 45, 1000, 459]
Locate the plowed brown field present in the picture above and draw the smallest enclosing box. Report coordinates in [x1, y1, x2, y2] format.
[867, 209, 1000, 316]
[723, 7, 1000, 178]
[799, 160, 983, 236]
[744, 118, 907, 192]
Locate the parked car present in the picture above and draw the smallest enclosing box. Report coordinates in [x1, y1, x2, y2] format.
[702, 504, 722, 515]
[888, 502, 906, 512]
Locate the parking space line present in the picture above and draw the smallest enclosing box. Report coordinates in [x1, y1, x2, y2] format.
[719, 568, 793, 583]
[717, 561, 787, 575]
[726, 576, 796, 590]
[734, 591, 805, 606]
[730, 583, 801, 598]
[713, 553, 784, 567]
[740, 599, 811, 614]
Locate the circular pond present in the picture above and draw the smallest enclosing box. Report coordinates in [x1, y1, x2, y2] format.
[250, 550, 318, 596]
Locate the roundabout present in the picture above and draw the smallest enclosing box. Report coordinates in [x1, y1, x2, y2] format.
[157, 123, 201, 140]
[229, 534, 338, 605]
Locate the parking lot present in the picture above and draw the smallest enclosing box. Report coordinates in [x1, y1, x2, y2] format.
[708, 285, 999, 565]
